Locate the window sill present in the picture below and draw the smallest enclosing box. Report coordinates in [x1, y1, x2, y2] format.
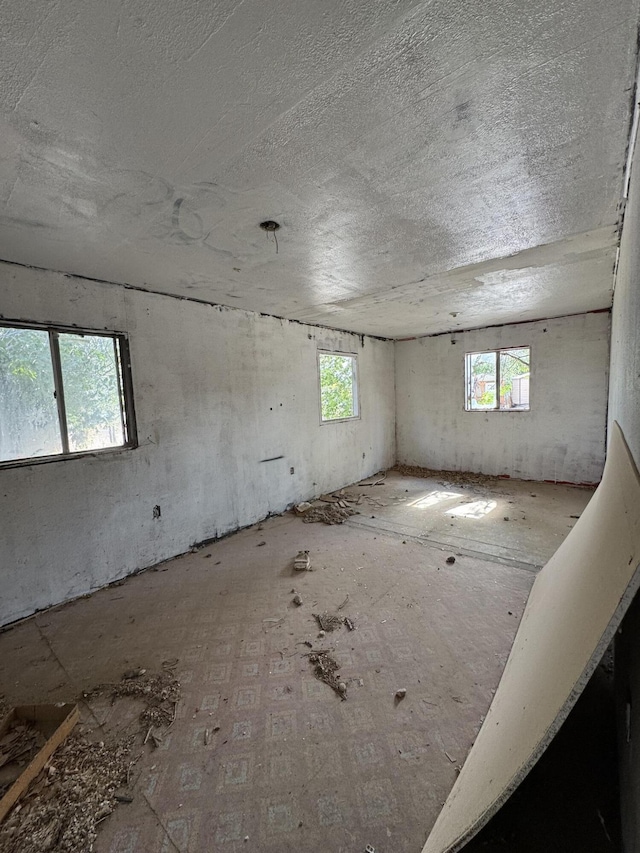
[320, 415, 361, 425]
[0, 443, 137, 471]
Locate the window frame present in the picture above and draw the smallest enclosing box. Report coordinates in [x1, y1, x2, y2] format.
[464, 345, 531, 413]
[0, 319, 138, 469]
[317, 349, 360, 424]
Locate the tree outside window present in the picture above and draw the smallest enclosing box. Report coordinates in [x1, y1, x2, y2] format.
[465, 347, 530, 411]
[318, 352, 359, 422]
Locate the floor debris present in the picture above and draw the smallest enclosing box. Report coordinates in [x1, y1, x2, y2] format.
[122, 668, 146, 680]
[113, 793, 133, 804]
[395, 688, 407, 700]
[359, 474, 387, 487]
[307, 652, 347, 700]
[293, 594, 303, 606]
[393, 464, 496, 488]
[301, 505, 357, 525]
[314, 612, 343, 632]
[0, 668, 182, 850]
[84, 670, 181, 736]
[0, 732, 136, 853]
[446, 556, 456, 565]
[0, 722, 46, 799]
[293, 550, 311, 571]
[344, 617, 356, 631]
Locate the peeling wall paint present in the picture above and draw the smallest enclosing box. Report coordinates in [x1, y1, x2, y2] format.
[0, 263, 395, 626]
[395, 313, 610, 483]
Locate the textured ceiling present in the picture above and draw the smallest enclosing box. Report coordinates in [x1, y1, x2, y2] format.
[0, 0, 638, 337]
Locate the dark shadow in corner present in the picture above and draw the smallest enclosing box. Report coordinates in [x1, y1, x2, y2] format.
[463, 659, 620, 853]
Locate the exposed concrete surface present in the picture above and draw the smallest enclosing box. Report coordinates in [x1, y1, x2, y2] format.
[0, 0, 637, 336]
[610, 131, 640, 853]
[0, 262, 395, 626]
[395, 313, 609, 484]
[342, 470, 594, 570]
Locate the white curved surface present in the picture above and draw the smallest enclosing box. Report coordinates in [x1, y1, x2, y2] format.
[423, 421, 640, 853]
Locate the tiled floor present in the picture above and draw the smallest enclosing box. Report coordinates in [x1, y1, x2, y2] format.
[0, 473, 594, 853]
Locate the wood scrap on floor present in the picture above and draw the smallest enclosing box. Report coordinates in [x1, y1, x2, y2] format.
[0, 732, 136, 853]
[0, 705, 80, 824]
[0, 723, 47, 799]
[0, 667, 182, 853]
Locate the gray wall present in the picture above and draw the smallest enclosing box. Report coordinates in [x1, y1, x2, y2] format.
[396, 313, 610, 484]
[610, 134, 640, 853]
[0, 263, 396, 626]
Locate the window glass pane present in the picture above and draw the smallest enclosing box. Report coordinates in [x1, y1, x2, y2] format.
[319, 354, 356, 420]
[500, 347, 530, 410]
[58, 334, 125, 452]
[467, 351, 497, 409]
[0, 327, 62, 461]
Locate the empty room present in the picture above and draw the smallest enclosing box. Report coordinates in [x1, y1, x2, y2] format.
[1, 1, 640, 852]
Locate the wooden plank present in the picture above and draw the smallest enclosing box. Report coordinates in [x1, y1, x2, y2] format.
[422, 422, 640, 853]
[0, 703, 80, 823]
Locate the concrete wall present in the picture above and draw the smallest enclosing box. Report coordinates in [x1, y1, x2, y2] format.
[0, 263, 395, 626]
[610, 133, 640, 853]
[395, 313, 610, 484]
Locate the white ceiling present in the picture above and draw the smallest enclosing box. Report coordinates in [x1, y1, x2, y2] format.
[0, 0, 638, 337]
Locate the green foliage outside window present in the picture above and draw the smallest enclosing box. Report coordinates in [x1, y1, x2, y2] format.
[319, 354, 357, 421]
[466, 347, 530, 411]
[0, 325, 128, 463]
[58, 334, 124, 451]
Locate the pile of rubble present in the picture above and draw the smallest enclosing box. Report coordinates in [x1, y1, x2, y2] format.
[0, 667, 181, 853]
[394, 463, 497, 488]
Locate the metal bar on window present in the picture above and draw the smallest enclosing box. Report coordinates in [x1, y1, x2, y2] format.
[49, 331, 70, 454]
[351, 356, 358, 417]
[118, 336, 138, 446]
[113, 337, 127, 442]
[495, 349, 500, 411]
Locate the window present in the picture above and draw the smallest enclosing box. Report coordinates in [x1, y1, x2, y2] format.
[318, 351, 359, 422]
[0, 323, 136, 465]
[465, 346, 530, 411]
